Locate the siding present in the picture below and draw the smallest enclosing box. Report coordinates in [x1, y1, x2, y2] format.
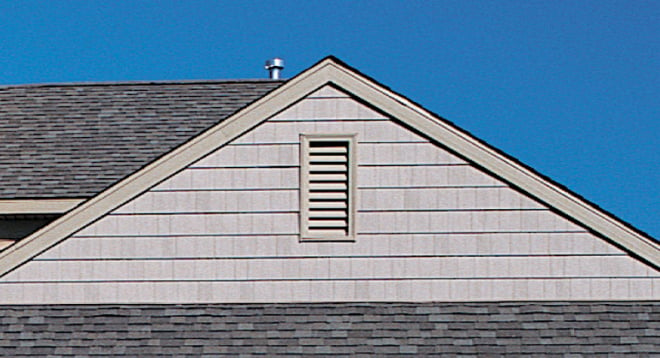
[0, 85, 657, 303]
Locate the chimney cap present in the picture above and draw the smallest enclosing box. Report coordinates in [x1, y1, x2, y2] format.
[265, 58, 284, 79]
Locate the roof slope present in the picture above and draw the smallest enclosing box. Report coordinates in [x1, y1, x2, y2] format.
[0, 80, 282, 199]
[1, 302, 658, 356]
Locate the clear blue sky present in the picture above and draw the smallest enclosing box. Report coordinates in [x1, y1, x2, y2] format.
[1, 1, 657, 239]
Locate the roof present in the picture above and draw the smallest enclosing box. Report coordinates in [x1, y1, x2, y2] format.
[1, 302, 657, 356]
[0, 56, 657, 278]
[0, 80, 283, 199]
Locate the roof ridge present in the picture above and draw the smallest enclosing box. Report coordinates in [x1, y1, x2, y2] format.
[0, 78, 285, 89]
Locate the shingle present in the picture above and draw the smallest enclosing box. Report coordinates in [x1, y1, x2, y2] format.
[0, 302, 658, 356]
[0, 80, 283, 199]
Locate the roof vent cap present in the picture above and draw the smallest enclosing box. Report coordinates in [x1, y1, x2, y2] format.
[265, 58, 284, 79]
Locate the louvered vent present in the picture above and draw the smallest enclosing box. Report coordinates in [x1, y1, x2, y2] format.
[301, 135, 356, 240]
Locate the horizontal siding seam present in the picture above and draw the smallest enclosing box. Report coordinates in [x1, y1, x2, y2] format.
[226, 140, 429, 146]
[269, 118, 390, 122]
[185, 163, 470, 169]
[32, 253, 629, 262]
[73, 230, 589, 239]
[187, 165, 298, 169]
[148, 184, 509, 193]
[107, 208, 550, 216]
[3, 276, 656, 284]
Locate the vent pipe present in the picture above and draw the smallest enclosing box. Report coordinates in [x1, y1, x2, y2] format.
[265, 58, 284, 79]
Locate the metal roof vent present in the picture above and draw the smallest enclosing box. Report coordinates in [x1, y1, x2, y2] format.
[265, 58, 284, 79]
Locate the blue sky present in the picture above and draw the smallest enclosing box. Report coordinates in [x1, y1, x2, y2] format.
[0, 1, 657, 239]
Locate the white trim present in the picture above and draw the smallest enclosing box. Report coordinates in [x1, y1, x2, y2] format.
[0, 59, 337, 277]
[0, 199, 84, 214]
[322, 63, 660, 267]
[0, 240, 14, 251]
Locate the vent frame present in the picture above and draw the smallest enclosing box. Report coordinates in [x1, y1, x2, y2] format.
[300, 133, 357, 242]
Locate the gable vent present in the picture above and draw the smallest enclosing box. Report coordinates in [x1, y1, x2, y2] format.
[301, 134, 356, 241]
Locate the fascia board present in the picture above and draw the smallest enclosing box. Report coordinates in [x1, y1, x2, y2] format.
[323, 64, 660, 269]
[0, 199, 84, 214]
[0, 59, 337, 278]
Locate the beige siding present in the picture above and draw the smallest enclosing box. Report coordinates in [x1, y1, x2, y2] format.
[1, 85, 657, 304]
[0, 278, 657, 304]
[36, 233, 625, 260]
[192, 142, 466, 168]
[7, 256, 655, 282]
[114, 187, 541, 215]
[234, 121, 425, 144]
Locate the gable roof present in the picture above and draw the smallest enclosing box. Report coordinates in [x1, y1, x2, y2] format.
[0, 80, 282, 199]
[0, 56, 657, 278]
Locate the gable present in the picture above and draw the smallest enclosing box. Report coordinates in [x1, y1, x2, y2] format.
[0, 84, 656, 303]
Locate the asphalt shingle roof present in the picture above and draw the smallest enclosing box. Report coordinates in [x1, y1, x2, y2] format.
[0, 80, 283, 199]
[0, 302, 658, 356]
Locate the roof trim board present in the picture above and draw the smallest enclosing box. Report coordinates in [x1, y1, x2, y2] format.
[0, 78, 282, 90]
[0, 58, 335, 277]
[0, 199, 84, 214]
[0, 57, 657, 278]
[321, 61, 660, 268]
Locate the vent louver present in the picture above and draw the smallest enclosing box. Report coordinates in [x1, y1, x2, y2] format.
[301, 134, 356, 241]
[308, 141, 349, 236]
